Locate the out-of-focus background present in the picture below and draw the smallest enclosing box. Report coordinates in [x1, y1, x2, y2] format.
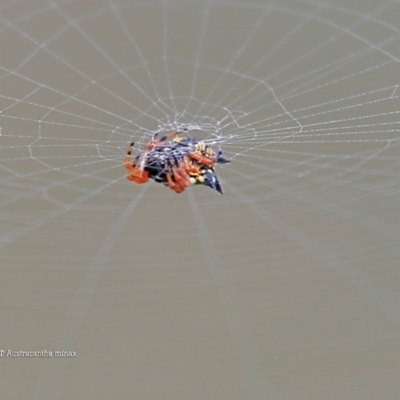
[1, 0, 400, 399]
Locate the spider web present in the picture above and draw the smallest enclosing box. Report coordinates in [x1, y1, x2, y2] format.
[1, 0, 400, 399]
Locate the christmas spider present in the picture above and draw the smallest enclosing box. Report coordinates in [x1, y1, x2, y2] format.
[124, 130, 229, 194]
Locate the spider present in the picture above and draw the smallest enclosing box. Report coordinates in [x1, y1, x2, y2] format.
[124, 130, 229, 193]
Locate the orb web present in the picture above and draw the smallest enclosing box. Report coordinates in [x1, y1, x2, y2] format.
[1, 0, 400, 399]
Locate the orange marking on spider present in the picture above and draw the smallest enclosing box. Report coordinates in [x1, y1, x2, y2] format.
[124, 131, 230, 194]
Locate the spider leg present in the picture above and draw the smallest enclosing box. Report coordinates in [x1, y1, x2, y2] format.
[145, 134, 158, 151]
[158, 130, 179, 143]
[173, 165, 190, 187]
[124, 142, 135, 169]
[166, 171, 185, 193]
[170, 157, 191, 188]
[126, 165, 149, 184]
[124, 142, 149, 184]
[147, 129, 183, 151]
[181, 155, 202, 176]
[163, 158, 190, 193]
[188, 151, 218, 167]
[189, 149, 231, 167]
